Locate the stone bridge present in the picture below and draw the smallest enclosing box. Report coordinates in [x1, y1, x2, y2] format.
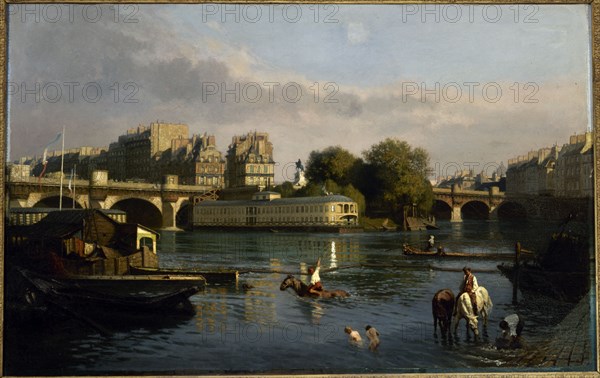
[432, 185, 591, 222]
[432, 186, 505, 221]
[7, 170, 218, 229]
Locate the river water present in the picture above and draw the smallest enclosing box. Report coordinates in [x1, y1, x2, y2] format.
[4, 220, 594, 375]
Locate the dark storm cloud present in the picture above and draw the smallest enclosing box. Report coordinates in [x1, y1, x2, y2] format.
[8, 4, 368, 160]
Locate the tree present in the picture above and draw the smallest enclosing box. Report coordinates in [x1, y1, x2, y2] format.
[362, 138, 433, 218]
[273, 181, 296, 198]
[294, 182, 325, 197]
[305, 146, 359, 186]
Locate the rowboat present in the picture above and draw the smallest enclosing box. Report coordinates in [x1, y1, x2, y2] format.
[402, 244, 524, 260]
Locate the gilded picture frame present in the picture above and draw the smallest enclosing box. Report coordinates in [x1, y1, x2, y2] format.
[0, 0, 598, 376]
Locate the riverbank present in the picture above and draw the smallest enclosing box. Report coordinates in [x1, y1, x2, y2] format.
[507, 291, 594, 369]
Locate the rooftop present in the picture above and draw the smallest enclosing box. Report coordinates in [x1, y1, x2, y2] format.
[198, 195, 355, 207]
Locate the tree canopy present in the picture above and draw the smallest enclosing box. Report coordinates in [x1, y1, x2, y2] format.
[305, 146, 360, 186]
[301, 138, 432, 220]
[362, 138, 433, 214]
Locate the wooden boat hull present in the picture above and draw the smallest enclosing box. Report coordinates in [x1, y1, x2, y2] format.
[17, 268, 203, 313]
[129, 266, 238, 284]
[402, 244, 524, 260]
[498, 264, 589, 302]
[61, 273, 206, 296]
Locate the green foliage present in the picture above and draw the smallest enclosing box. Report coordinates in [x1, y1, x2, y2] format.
[305, 146, 360, 186]
[362, 138, 433, 214]
[294, 182, 324, 197]
[272, 181, 296, 198]
[300, 138, 432, 219]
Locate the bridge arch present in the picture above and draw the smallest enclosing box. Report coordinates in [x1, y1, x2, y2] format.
[496, 201, 527, 220]
[431, 200, 452, 220]
[110, 197, 163, 229]
[31, 193, 84, 209]
[460, 200, 490, 220]
[175, 200, 192, 229]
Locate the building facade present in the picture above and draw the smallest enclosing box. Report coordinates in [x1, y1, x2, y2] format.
[193, 192, 359, 229]
[506, 132, 593, 198]
[226, 132, 275, 189]
[435, 165, 506, 191]
[192, 134, 226, 187]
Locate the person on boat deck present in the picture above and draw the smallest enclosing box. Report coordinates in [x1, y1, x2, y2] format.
[426, 235, 435, 251]
[307, 257, 323, 295]
[458, 266, 479, 315]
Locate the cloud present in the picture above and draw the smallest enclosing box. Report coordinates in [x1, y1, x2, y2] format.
[7, 5, 590, 183]
[347, 22, 369, 45]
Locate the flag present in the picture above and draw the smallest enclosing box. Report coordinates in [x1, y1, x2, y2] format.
[68, 167, 74, 193]
[38, 132, 62, 188]
[45, 132, 62, 146]
[40, 132, 62, 166]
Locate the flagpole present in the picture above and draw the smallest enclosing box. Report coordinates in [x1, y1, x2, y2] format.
[59, 125, 65, 210]
[73, 164, 76, 209]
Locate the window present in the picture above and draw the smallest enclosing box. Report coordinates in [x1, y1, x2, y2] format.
[140, 237, 154, 252]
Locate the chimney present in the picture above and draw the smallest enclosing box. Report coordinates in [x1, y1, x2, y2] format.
[570, 135, 578, 144]
[581, 131, 593, 153]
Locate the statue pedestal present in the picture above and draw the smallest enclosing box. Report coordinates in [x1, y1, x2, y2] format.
[293, 171, 307, 188]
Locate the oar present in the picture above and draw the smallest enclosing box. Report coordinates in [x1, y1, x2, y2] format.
[385, 242, 421, 252]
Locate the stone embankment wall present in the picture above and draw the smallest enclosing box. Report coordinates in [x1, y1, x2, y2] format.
[509, 292, 594, 369]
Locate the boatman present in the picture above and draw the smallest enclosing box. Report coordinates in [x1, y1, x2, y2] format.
[307, 257, 323, 295]
[426, 235, 435, 251]
[458, 266, 479, 315]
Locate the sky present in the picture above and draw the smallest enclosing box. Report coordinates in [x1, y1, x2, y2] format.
[7, 4, 592, 182]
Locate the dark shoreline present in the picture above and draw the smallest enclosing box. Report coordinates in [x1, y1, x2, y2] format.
[190, 225, 364, 233]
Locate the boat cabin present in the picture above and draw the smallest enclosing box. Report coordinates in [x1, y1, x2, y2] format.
[7, 209, 159, 275]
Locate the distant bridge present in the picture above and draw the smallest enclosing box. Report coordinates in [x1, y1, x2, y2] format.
[8, 172, 588, 228]
[432, 186, 505, 221]
[432, 186, 590, 222]
[7, 171, 218, 229]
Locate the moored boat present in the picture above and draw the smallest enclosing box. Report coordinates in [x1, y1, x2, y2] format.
[402, 244, 527, 260]
[129, 265, 238, 284]
[16, 268, 203, 313]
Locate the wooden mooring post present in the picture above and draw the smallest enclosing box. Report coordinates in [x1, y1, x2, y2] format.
[513, 241, 521, 304]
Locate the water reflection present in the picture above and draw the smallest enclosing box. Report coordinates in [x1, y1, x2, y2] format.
[309, 300, 325, 324]
[330, 241, 338, 269]
[6, 220, 594, 375]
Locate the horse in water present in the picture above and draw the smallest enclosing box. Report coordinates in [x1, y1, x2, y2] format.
[432, 288, 455, 339]
[279, 275, 350, 298]
[452, 286, 493, 338]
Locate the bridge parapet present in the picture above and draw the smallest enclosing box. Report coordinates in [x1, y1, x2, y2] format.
[8, 175, 216, 193]
[432, 186, 505, 222]
[8, 176, 89, 187]
[433, 187, 504, 198]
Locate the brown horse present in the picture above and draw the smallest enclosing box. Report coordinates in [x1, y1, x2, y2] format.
[432, 288, 455, 339]
[279, 275, 350, 298]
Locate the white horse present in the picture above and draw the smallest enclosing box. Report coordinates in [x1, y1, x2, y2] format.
[452, 287, 493, 338]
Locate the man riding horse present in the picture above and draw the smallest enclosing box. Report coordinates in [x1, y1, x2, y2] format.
[458, 266, 478, 315]
[306, 258, 323, 295]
